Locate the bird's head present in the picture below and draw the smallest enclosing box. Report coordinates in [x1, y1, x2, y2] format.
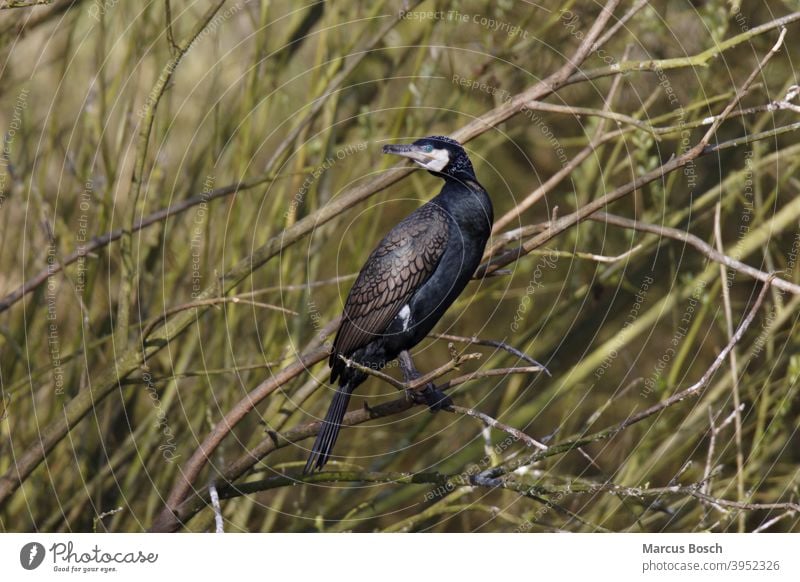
[382, 135, 476, 181]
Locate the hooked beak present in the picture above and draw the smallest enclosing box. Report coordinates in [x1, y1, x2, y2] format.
[382, 143, 435, 165]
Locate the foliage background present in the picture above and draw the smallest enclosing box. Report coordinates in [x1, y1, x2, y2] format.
[0, 0, 798, 532]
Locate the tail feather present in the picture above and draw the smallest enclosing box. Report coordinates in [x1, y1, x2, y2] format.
[303, 383, 353, 473]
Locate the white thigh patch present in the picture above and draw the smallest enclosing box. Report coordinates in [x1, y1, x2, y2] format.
[398, 304, 411, 330]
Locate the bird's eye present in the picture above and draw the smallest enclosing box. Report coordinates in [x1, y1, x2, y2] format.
[422, 145, 433, 153]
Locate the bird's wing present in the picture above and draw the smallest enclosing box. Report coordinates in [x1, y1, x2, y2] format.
[331, 202, 450, 363]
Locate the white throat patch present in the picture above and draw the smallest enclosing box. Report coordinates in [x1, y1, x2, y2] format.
[416, 148, 450, 172]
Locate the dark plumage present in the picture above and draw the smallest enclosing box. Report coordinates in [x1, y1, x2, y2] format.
[304, 136, 493, 473]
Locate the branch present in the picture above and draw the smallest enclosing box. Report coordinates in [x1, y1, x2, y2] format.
[447, 405, 548, 451]
[698, 27, 787, 148]
[590, 212, 800, 294]
[0, 0, 52, 7]
[141, 295, 298, 340]
[430, 332, 551, 376]
[519, 83, 800, 140]
[713, 203, 744, 530]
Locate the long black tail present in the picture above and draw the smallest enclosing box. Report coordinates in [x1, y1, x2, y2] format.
[304, 382, 354, 473]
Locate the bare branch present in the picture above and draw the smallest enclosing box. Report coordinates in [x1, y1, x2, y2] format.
[0, 0, 52, 8]
[208, 484, 224, 533]
[430, 332, 550, 376]
[590, 211, 800, 295]
[447, 405, 548, 451]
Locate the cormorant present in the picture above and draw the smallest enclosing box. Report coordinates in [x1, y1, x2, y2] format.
[304, 135, 493, 473]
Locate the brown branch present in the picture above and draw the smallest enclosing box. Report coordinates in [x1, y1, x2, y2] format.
[159, 318, 339, 507]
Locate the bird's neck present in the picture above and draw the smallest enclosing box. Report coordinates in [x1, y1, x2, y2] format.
[434, 177, 493, 235]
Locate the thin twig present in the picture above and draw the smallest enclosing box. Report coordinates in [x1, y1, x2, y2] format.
[714, 202, 746, 532]
[434, 366, 547, 391]
[0, 0, 52, 7]
[752, 510, 797, 533]
[522, 101, 660, 137]
[430, 333, 551, 376]
[208, 484, 224, 533]
[448, 405, 548, 451]
[700, 27, 788, 148]
[407, 352, 482, 391]
[590, 211, 800, 295]
[142, 296, 298, 340]
[540, 245, 643, 264]
[164, 0, 178, 55]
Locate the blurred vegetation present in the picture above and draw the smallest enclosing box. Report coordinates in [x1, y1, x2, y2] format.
[0, 0, 799, 532]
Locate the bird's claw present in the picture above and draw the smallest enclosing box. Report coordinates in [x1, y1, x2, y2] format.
[406, 383, 453, 412]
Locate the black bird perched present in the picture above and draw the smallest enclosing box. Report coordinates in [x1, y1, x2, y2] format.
[304, 135, 493, 473]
